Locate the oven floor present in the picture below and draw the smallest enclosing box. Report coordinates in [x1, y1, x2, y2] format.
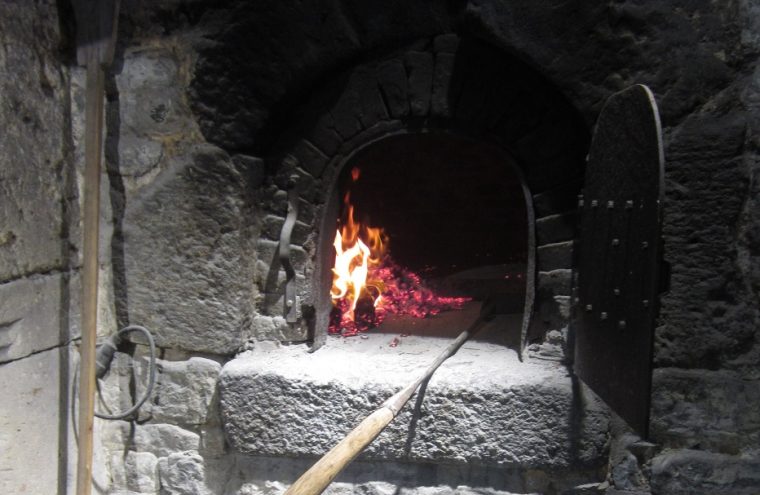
[313, 302, 524, 382]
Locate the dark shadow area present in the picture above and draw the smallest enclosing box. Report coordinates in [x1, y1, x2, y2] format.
[104, 58, 130, 329]
[403, 376, 431, 457]
[56, 3, 78, 488]
[341, 133, 528, 281]
[56, 56, 75, 495]
[189, 2, 468, 154]
[568, 369, 585, 467]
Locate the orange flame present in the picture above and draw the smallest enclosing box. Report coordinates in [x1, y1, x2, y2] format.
[330, 167, 470, 335]
[331, 168, 387, 321]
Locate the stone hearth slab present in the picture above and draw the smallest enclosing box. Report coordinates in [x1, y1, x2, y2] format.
[219, 312, 609, 470]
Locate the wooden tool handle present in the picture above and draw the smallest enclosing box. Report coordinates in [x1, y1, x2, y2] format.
[284, 406, 395, 495]
[283, 316, 489, 495]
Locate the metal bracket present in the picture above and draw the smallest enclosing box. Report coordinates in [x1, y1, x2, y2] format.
[279, 174, 300, 323]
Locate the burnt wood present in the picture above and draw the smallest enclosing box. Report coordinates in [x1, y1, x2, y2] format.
[573, 84, 664, 437]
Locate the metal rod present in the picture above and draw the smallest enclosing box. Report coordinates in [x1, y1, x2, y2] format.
[76, 58, 105, 495]
[284, 316, 488, 495]
[279, 175, 300, 323]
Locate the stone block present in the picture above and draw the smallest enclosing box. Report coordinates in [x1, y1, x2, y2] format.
[350, 68, 389, 130]
[433, 34, 460, 54]
[538, 269, 573, 295]
[0, 273, 78, 363]
[292, 139, 329, 178]
[116, 48, 191, 138]
[125, 423, 200, 458]
[308, 112, 344, 157]
[537, 242, 575, 272]
[264, 186, 289, 217]
[650, 449, 760, 495]
[135, 357, 221, 425]
[271, 154, 322, 205]
[526, 329, 567, 361]
[536, 213, 577, 245]
[650, 368, 760, 455]
[0, 347, 68, 494]
[118, 135, 164, 178]
[248, 315, 300, 342]
[231, 155, 266, 189]
[0, 1, 68, 281]
[110, 451, 159, 494]
[376, 59, 410, 119]
[404, 51, 434, 117]
[656, 111, 756, 370]
[123, 145, 253, 355]
[101, 420, 133, 451]
[329, 77, 364, 140]
[219, 339, 609, 469]
[330, 67, 388, 140]
[610, 452, 648, 492]
[113, 49, 198, 191]
[298, 197, 323, 230]
[431, 52, 456, 118]
[159, 451, 212, 495]
[529, 287, 571, 343]
[199, 421, 227, 459]
[98, 352, 139, 418]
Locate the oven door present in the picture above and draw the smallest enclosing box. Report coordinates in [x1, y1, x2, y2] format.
[573, 84, 666, 437]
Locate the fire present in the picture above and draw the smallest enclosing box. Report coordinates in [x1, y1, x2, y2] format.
[329, 167, 470, 336]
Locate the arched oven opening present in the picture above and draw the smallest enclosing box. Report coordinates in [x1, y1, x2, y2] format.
[289, 36, 590, 355]
[321, 132, 530, 352]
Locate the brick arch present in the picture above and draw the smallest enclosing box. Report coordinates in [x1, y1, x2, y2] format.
[262, 34, 588, 346]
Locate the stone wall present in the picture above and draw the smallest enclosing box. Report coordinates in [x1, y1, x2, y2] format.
[111, 1, 760, 492]
[97, 352, 226, 494]
[1, 0, 759, 494]
[119, 35, 588, 353]
[0, 1, 81, 493]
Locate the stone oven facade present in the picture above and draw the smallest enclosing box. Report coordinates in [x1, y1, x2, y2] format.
[1, 1, 759, 494]
[123, 33, 587, 355]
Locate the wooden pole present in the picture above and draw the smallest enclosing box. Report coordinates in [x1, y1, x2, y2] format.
[71, 2, 119, 491]
[284, 317, 487, 495]
[76, 56, 105, 495]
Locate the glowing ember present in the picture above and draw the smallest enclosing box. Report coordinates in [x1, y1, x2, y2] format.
[329, 167, 470, 336]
